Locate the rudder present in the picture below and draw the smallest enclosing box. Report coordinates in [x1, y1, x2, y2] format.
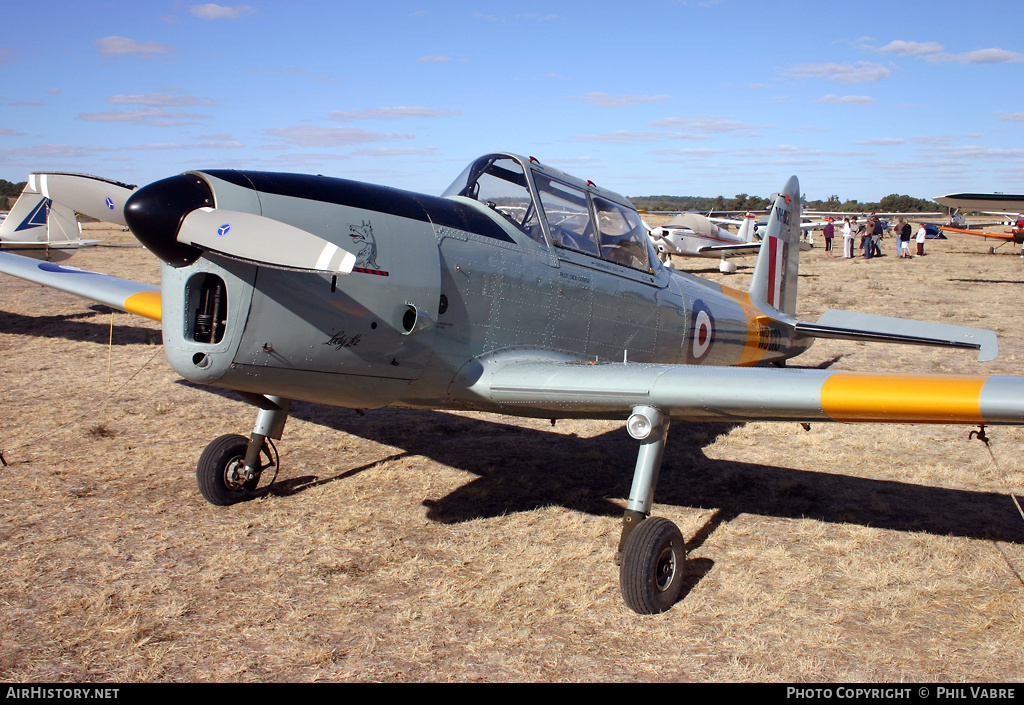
[749, 175, 801, 316]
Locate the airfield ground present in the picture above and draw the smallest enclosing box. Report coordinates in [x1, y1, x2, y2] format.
[0, 220, 1022, 682]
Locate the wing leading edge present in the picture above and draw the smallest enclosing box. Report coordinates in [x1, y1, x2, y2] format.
[0, 251, 161, 321]
[460, 356, 1024, 425]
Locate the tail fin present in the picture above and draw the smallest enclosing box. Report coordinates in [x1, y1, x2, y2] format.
[749, 176, 801, 316]
[737, 212, 757, 243]
[0, 183, 49, 244]
[0, 181, 83, 261]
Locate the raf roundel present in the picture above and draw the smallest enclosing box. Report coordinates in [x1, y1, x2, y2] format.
[217, 224, 231, 237]
[687, 299, 715, 363]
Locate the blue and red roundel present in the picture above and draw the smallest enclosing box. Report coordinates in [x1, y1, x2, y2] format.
[687, 299, 715, 364]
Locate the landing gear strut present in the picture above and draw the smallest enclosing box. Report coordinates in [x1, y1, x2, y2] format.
[617, 405, 686, 614]
[195, 395, 291, 506]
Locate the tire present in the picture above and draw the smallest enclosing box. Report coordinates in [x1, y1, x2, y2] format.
[619, 517, 686, 614]
[196, 433, 260, 506]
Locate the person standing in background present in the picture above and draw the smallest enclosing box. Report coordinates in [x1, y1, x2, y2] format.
[896, 217, 912, 258]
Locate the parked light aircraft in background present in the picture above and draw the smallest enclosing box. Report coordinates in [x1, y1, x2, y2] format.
[647, 209, 817, 275]
[646, 211, 761, 273]
[2, 153, 1023, 615]
[935, 192, 1024, 252]
[0, 179, 96, 261]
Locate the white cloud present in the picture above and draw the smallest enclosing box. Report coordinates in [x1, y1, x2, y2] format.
[786, 62, 890, 84]
[999, 112, 1024, 122]
[928, 145, 1024, 160]
[77, 108, 210, 126]
[189, 4, 254, 20]
[571, 92, 669, 107]
[649, 148, 725, 159]
[262, 125, 411, 148]
[471, 12, 558, 22]
[574, 130, 705, 144]
[927, 48, 1024, 64]
[648, 116, 768, 136]
[329, 107, 459, 121]
[815, 94, 875, 105]
[911, 134, 982, 146]
[878, 40, 944, 56]
[95, 36, 174, 58]
[0, 144, 108, 159]
[854, 138, 906, 146]
[417, 56, 451, 63]
[124, 138, 244, 150]
[351, 147, 440, 157]
[108, 92, 215, 106]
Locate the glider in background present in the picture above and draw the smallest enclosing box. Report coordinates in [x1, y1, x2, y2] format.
[0, 175, 104, 261]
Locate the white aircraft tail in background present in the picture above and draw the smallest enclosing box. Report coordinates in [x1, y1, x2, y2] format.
[0, 180, 93, 261]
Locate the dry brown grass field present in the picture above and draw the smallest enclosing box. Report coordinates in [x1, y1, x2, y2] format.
[1, 219, 1023, 682]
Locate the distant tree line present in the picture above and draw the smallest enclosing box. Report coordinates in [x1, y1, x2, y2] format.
[631, 194, 772, 213]
[631, 192, 943, 214]
[0, 179, 27, 210]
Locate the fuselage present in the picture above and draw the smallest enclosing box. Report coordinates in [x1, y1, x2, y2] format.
[141, 154, 811, 417]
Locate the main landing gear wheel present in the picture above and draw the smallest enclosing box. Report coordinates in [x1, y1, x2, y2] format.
[619, 516, 686, 614]
[196, 433, 276, 506]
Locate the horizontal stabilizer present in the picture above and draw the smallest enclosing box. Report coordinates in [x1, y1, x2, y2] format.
[795, 309, 997, 361]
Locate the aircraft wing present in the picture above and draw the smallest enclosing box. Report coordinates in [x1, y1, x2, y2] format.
[935, 193, 1024, 212]
[805, 211, 942, 217]
[695, 242, 762, 257]
[939, 225, 1018, 241]
[0, 251, 161, 320]
[460, 356, 1022, 425]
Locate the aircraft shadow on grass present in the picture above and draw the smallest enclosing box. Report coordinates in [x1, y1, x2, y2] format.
[177, 383, 1024, 547]
[949, 277, 1024, 285]
[0, 305, 159, 346]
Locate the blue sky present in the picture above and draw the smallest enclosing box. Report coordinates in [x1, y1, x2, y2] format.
[1, 1, 1022, 202]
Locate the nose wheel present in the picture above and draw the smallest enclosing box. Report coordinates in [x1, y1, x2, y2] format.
[196, 433, 278, 506]
[195, 395, 291, 506]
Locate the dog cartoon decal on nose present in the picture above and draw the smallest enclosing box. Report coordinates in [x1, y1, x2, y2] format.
[348, 221, 388, 276]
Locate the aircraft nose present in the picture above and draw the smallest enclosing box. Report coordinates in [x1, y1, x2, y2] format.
[124, 173, 215, 266]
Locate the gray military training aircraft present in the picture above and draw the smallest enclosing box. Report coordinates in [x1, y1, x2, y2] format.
[1, 152, 1023, 614]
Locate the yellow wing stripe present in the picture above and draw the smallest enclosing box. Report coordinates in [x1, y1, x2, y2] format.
[123, 290, 162, 321]
[821, 372, 984, 423]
